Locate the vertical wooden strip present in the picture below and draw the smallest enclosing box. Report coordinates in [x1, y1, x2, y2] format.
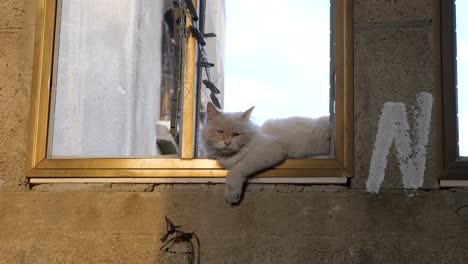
[332, 0, 353, 176]
[440, 0, 458, 167]
[333, 0, 345, 168]
[27, 0, 57, 172]
[180, 0, 198, 159]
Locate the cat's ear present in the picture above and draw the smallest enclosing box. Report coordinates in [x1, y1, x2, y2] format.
[241, 106, 255, 120]
[206, 102, 220, 120]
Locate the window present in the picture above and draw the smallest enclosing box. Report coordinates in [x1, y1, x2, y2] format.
[26, 0, 353, 183]
[438, 0, 468, 185]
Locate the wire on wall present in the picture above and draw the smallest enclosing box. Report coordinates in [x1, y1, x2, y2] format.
[160, 216, 201, 264]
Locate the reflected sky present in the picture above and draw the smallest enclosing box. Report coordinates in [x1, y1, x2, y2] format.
[457, 0, 467, 156]
[224, 0, 330, 125]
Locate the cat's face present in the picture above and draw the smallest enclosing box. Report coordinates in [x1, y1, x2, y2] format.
[202, 103, 256, 156]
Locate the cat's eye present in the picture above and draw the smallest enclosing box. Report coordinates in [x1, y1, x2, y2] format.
[232, 133, 241, 137]
[216, 130, 224, 136]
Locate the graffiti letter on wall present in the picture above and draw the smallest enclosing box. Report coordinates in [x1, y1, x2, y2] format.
[366, 92, 433, 193]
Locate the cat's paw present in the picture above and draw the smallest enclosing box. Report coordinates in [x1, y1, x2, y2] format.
[224, 185, 242, 205]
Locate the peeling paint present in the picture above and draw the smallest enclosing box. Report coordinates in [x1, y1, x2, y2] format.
[366, 92, 433, 193]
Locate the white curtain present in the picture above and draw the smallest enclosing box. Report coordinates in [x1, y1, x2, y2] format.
[51, 0, 163, 157]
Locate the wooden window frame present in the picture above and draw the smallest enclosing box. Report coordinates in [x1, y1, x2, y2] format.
[26, 0, 353, 183]
[437, 0, 468, 185]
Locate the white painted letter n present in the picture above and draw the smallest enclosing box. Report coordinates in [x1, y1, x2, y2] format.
[366, 92, 433, 193]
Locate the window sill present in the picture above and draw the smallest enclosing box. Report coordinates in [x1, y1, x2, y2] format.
[440, 180, 468, 187]
[29, 176, 348, 185]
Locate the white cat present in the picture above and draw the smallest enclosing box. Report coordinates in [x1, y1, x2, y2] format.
[201, 102, 330, 205]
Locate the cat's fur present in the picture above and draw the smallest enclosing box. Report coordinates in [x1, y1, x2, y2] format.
[201, 102, 330, 204]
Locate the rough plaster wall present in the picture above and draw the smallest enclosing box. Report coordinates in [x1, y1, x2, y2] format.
[353, 0, 437, 190]
[1, 188, 468, 263]
[1, 0, 468, 263]
[0, 0, 35, 191]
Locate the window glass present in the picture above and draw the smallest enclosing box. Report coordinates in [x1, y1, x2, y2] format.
[223, 0, 331, 124]
[48, 0, 179, 157]
[196, 0, 332, 157]
[456, 0, 468, 156]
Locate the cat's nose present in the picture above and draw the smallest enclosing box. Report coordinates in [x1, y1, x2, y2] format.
[224, 141, 231, 146]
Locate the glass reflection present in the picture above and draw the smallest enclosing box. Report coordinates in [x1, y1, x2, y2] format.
[223, 0, 331, 124]
[48, 0, 179, 157]
[456, 0, 468, 156]
[196, 0, 332, 157]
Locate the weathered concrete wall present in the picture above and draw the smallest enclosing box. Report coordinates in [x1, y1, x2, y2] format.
[1, 188, 468, 263]
[0, 0, 35, 191]
[353, 0, 437, 191]
[1, 0, 468, 263]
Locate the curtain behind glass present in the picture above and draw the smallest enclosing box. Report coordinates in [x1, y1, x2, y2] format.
[51, 0, 163, 157]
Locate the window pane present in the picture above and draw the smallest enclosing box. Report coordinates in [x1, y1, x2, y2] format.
[48, 0, 179, 157]
[456, 0, 468, 156]
[224, 0, 331, 124]
[197, 0, 332, 157]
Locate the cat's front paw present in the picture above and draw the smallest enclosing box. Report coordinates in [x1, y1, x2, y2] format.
[224, 185, 243, 205]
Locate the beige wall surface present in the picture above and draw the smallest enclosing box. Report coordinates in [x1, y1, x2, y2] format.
[1, 0, 468, 263]
[0, 0, 35, 191]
